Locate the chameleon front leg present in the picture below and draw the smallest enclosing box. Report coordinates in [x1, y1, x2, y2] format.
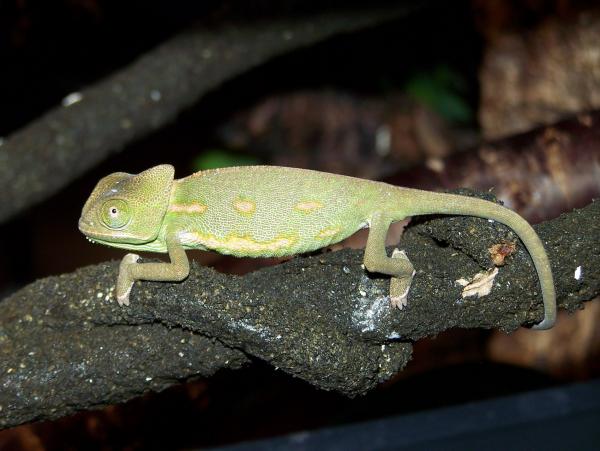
[363, 212, 416, 309]
[116, 232, 190, 306]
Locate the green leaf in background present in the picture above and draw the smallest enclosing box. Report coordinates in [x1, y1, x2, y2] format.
[404, 65, 473, 123]
[192, 149, 260, 171]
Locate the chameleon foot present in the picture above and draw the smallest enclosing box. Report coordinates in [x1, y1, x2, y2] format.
[116, 253, 140, 306]
[389, 249, 415, 309]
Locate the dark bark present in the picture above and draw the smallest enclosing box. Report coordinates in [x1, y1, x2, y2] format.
[1, 196, 598, 430]
[0, 3, 419, 223]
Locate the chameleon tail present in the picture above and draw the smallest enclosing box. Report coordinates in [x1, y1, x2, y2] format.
[396, 188, 556, 330]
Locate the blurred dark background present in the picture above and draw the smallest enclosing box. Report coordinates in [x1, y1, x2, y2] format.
[0, 1, 599, 449]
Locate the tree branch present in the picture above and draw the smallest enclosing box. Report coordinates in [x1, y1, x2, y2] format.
[0, 198, 598, 429]
[0, 3, 421, 224]
[387, 111, 600, 223]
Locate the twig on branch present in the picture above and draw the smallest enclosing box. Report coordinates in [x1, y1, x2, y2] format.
[0, 3, 420, 224]
[1, 196, 598, 429]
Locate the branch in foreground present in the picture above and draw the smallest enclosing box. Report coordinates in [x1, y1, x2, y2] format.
[0, 3, 420, 224]
[1, 199, 598, 429]
[0, 322, 249, 430]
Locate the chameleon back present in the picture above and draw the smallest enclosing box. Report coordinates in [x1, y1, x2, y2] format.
[166, 166, 386, 257]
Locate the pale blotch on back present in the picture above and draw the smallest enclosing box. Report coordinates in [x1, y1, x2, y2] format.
[233, 197, 257, 215]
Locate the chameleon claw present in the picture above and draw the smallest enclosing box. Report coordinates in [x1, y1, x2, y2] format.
[389, 249, 416, 310]
[116, 286, 132, 307]
[116, 253, 140, 306]
[390, 284, 410, 309]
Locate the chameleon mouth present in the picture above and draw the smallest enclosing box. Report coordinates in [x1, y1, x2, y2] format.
[80, 227, 133, 243]
[78, 218, 101, 240]
[80, 230, 137, 249]
[78, 218, 120, 243]
[78, 218, 156, 247]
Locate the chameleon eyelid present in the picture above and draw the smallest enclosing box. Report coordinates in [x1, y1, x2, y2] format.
[100, 199, 131, 229]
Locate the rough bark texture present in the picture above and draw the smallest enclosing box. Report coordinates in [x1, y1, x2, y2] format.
[1, 196, 598, 430]
[480, 9, 600, 139]
[0, 4, 419, 223]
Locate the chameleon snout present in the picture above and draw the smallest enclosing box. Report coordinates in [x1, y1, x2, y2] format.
[78, 215, 101, 241]
[78, 216, 92, 234]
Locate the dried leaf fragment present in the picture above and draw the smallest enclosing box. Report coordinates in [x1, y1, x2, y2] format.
[456, 268, 500, 298]
[489, 241, 517, 266]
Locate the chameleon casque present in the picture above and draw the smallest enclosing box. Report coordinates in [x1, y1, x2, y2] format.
[79, 164, 557, 330]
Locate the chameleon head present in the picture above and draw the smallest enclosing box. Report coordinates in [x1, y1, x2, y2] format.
[78, 164, 175, 247]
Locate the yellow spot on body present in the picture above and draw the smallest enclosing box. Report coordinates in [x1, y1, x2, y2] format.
[317, 226, 341, 239]
[182, 231, 297, 255]
[169, 202, 208, 214]
[294, 200, 324, 213]
[233, 198, 256, 215]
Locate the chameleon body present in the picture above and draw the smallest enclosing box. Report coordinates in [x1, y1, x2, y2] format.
[79, 164, 557, 330]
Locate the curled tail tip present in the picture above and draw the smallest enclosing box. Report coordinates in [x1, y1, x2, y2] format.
[530, 312, 556, 330]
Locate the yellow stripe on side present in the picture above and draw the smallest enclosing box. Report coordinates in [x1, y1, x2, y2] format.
[180, 231, 298, 255]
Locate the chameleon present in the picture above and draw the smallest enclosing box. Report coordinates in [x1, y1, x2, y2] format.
[78, 164, 557, 330]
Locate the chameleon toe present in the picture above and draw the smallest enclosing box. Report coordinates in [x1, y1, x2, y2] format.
[116, 253, 140, 306]
[389, 249, 416, 310]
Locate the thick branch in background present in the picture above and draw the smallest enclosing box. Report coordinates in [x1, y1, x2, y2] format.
[388, 111, 600, 223]
[479, 9, 600, 139]
[1, 197, 598, 430]
[0, 3, 421, 224]
[216, 90, 474, 179]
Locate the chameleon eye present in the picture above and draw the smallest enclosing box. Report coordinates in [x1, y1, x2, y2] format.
[101, 199, 131, 229]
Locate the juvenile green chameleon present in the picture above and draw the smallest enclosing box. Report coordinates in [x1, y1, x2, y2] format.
[78, 164, 557, 330]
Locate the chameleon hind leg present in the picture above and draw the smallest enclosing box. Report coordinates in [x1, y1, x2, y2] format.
[363, 212, 416, 309]
[116, 232, 190, 306]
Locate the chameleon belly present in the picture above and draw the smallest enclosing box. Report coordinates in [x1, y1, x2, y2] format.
[165, 166, 383, 257]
